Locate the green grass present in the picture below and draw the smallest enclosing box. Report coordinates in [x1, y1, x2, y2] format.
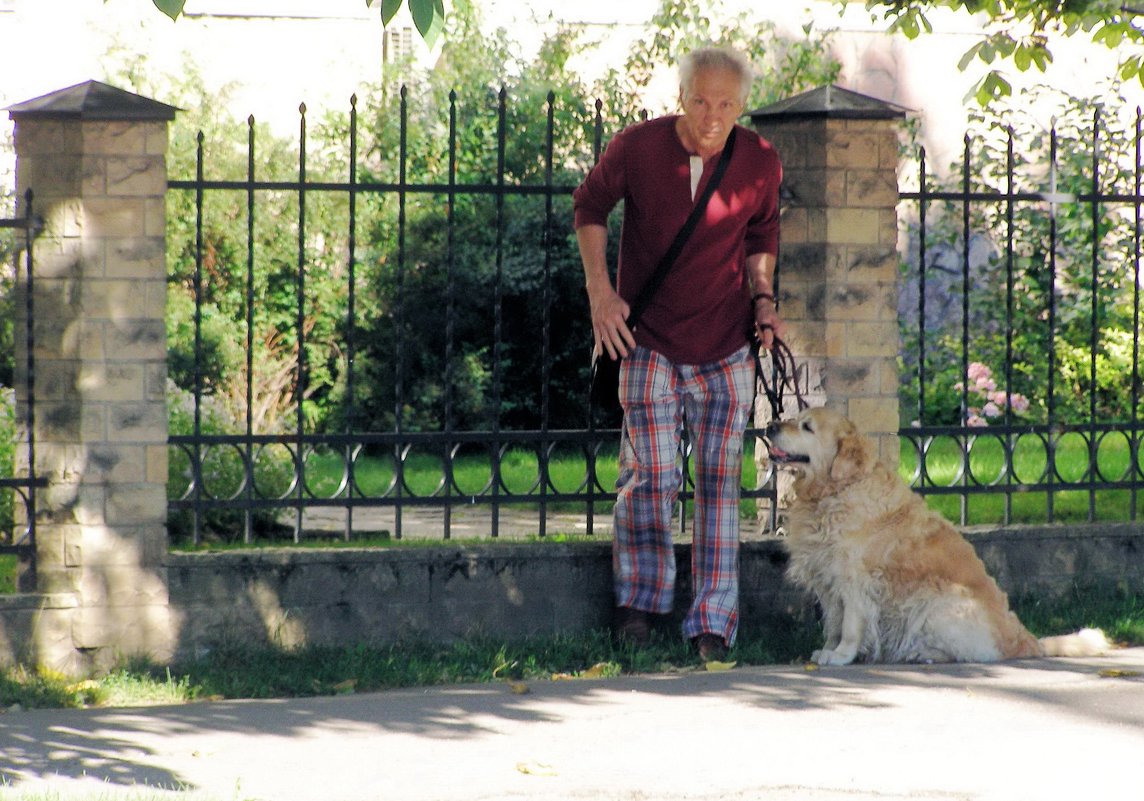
[1014, 585, 1144, 646]
[0, 554, 17, 593]
[169, 532, 602, 553]
[303, 439, 761, 518]
[0, 625, 809, 711]
[1, 586, 1141, 713]
[301, 434, 1142, 528]
[301, 443, 623, 503]
[900, 432, 1143, 524]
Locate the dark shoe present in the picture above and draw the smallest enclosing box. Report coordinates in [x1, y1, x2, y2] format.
[693, 633, 728, 662]
[614, 606, 651, 647]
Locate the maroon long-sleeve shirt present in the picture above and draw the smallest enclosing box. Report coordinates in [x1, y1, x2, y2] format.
[573, 116, 782, 365]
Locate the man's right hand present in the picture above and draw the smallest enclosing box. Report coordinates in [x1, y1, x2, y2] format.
[589, 285, 635, 360]
[577, 224, 636, 360]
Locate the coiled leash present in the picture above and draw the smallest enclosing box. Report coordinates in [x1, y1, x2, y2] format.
[753, 325, 808, 422]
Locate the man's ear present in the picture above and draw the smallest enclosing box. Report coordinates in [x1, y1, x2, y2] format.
[829, 434, 875, 483]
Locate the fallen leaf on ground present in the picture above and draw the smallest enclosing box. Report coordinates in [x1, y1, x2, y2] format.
[516, 761, 557, 777]
[704, 660, 737, 671]
[507, 680, 530, 694]
[803, 663, 819, 672]
[579, 662, 612, 679]
[1098, 668, 1141, 679]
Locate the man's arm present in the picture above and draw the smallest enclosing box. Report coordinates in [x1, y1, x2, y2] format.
[577, 224, 635, 359]
[747, 251, 784, 350]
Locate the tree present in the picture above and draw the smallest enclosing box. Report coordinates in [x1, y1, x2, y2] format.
[138, 0, 840, 434]
[150, 0, 446, 44]
[858, 1, 1144, 103]
[898, 81, 1143, 425]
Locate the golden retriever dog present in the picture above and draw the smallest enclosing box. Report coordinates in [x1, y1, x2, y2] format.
[765, 407, 1110, 666]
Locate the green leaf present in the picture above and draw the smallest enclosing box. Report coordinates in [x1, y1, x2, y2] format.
[958, 42, 985, 71]
[899, 12, 920, 38]
[380, 0, 403, 27]
[967, 70, 1012, 107]
[409, 0, 444, 47]
[409, 0, 434, 32]
[151, 0, 185, 21]
[1092, 21, 1126, 46]
[1014, 44, 1031, 71]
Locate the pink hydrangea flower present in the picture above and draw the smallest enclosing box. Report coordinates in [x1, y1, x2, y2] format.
[967, 362, 991, 382]
[958, 363, 1032, 425]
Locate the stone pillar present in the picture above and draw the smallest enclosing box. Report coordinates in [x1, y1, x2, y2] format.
[9, 81, 177, 673]
[748, 85, 907, 528]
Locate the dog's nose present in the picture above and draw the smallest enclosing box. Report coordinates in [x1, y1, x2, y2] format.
[763, 421, 781, 439]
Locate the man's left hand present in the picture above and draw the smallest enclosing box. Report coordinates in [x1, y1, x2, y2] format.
[754, 296, 785, 350]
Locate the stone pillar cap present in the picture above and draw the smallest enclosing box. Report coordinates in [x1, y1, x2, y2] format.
[7, 80, 179, 122]
[747, 84, 911, 122]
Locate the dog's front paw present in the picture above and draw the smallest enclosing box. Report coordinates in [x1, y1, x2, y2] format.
[813, 647, 857, 666]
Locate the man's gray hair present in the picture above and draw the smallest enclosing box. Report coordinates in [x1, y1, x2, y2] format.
[679, 47, 753, 104]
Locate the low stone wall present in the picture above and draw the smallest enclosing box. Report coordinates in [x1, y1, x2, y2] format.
[2, 522, 1142, 668]
[165, 539, 812, 660]
[167, 544, 619, 657]
[165, 522, 1144, 661]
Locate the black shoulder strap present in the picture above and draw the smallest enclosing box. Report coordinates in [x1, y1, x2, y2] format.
[627, 125, 738, 330]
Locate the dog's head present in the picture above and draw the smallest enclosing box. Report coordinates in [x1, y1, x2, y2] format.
[764, 407, 877, 490]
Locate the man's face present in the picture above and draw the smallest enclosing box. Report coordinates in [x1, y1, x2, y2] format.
[678, 66, 744, 154]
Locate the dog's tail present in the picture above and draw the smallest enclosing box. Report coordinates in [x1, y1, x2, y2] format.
[1038, 628, 1112, 657]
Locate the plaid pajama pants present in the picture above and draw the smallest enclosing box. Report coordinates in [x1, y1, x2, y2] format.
[613, 343, 754, 645]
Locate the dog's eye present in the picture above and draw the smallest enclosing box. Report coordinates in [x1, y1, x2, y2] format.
[801, 420, 814, 433]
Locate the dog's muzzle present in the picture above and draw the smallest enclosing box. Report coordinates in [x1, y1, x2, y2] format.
[761, 422, 810, 464]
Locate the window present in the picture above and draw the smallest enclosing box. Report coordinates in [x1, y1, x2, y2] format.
[383, 25, 413, 64]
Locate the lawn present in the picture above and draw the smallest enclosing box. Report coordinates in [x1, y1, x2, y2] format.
[294, 431, 1140, 527]
[900, 429, 1143, 525]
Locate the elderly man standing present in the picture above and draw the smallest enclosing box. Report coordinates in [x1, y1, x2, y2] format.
[573, 46, 784, 662]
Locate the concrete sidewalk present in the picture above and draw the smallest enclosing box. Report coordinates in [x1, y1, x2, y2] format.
[3, 648, 1143, 801]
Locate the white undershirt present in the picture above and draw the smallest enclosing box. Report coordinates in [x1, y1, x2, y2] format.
[689, 155, 703, 201]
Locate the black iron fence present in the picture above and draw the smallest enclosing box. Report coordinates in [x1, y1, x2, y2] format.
[898, 106, 1144, 526]
[165, 90, 1144, 541]
[1, 190, 45, 575]
[165, 91, 777, 543]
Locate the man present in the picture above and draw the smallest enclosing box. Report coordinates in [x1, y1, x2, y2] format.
[572, 46, 783, 662]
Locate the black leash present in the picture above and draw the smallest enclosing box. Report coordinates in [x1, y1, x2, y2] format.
[753, 327, 807, 422]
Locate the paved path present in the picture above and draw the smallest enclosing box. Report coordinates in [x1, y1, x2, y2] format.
[291, 504, 617, 540]
[288, 505, 782, 541]
[3, 648, 1143, 801]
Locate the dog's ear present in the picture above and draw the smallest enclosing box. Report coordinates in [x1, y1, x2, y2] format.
[829, 433, 876, 483]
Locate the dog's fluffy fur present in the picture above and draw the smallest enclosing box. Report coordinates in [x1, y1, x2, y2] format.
[766, 407, 1110, 666]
